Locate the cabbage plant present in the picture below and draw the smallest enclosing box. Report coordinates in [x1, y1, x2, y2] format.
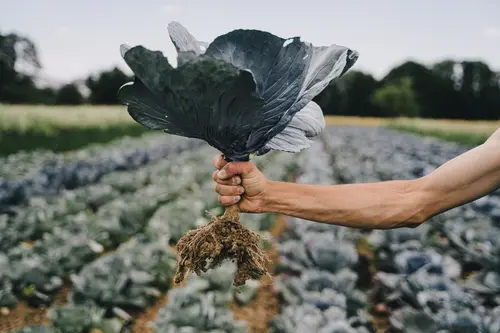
[117, 21, 358, 287]
[390, 305, 500, 333]
[443, 221, 500, 303]
[118, 22, 357, 161]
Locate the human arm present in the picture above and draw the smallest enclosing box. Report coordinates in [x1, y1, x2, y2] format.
[416, 128, 500, 220]
[212, 128, 500, 229]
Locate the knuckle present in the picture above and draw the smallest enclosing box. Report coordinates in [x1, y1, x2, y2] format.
[224, 163, 234, 174]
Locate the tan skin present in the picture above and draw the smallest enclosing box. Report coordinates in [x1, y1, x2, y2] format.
[212, 128, 500, 229]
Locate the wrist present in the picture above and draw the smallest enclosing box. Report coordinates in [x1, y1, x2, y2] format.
[258, 179, 282, 214]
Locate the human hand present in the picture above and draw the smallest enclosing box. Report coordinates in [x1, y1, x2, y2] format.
[212, 154, 269, 213]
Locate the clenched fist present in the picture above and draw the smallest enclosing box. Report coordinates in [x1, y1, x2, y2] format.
[212, 154, 269, 213]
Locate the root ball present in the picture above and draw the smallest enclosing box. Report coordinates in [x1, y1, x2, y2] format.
[174, 205, 271, 287]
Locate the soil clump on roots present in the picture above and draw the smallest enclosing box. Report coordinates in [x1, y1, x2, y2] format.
[174, 205, 271, 287]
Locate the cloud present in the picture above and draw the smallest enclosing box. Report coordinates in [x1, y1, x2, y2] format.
[483, 27, 500, 39]
[161, 4, 182, 15]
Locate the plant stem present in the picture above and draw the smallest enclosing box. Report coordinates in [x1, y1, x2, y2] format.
[223, 204, 240, 221]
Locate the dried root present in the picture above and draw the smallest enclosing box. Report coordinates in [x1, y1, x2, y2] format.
[174, 205, 271, 287]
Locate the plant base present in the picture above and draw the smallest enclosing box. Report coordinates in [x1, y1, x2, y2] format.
[174, 205, 271, 287]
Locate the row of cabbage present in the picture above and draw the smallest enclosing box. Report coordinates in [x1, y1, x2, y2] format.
[269, 140, 373, 333]
[0, 145, 218, 310]
[324, 127, 500, 333]
[6, 143, 299, 332]
[0, 133, 199, 180]
[0, 134, 203, 206]
[0, 140, 224, 252]
[2, 143, 225, 332]
[325, 126, 500, 217]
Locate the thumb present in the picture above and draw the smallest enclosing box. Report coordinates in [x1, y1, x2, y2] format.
[217, 162, 255, 180]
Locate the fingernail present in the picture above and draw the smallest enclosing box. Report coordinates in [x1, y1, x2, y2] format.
[218, 170, 227, 178]
[237, 187, 244, 194]
[233, 196, 240, 202]
[233, 177, 241, 185]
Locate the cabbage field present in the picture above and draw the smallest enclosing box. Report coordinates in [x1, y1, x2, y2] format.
[1, 126, 500, 333]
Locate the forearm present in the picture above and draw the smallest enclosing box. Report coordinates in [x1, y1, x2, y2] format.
[260, 132, 500, 229]
[261, 179, 428, 229]
[419, 138, 500, 218]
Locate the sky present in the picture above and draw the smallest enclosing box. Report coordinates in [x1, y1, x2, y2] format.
[2, 0, 500, 86]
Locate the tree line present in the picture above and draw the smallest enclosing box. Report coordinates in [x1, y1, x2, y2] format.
[0, 32, 132, 106]
[1, 32, 499, 120]
[315, 60, 500, 120]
